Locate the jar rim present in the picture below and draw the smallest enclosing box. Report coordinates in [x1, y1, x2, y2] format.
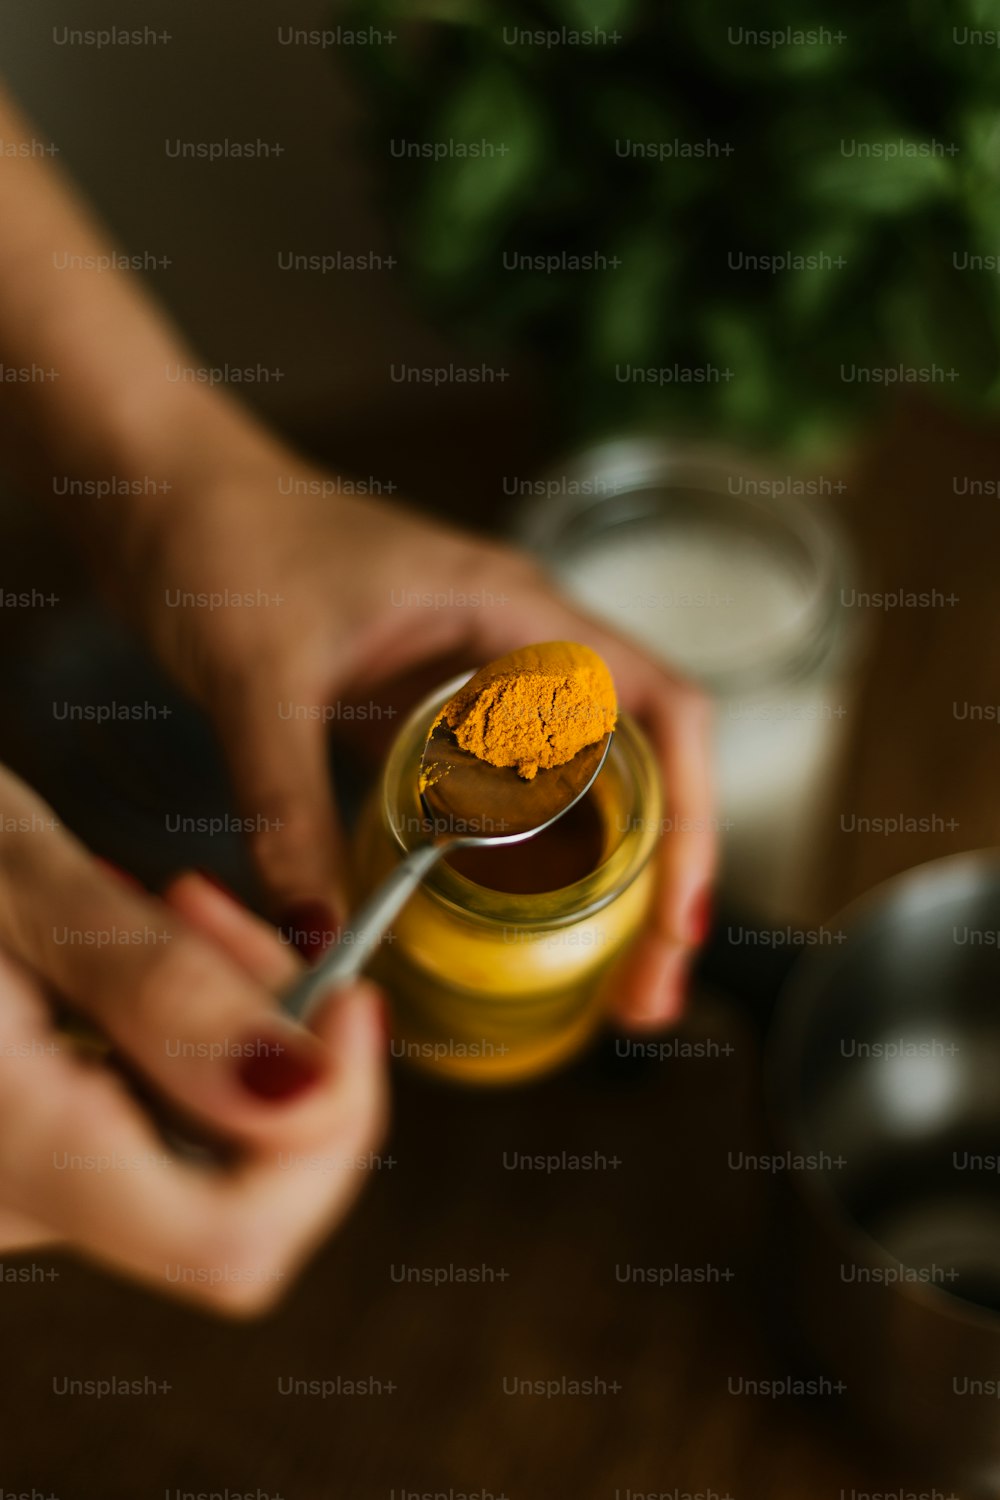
[381, 674, 662, 929]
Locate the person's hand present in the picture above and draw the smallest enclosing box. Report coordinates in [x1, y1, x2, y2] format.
[116, 432, 714, 1031]
[0, 763, 386, 1313]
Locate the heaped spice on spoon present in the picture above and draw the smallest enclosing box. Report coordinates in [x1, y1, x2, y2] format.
[432, 641, 618, 781]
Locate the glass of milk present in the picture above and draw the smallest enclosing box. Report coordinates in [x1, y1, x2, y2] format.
[512, 438, 861, 924]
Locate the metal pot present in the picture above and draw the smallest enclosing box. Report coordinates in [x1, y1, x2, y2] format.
[760, 851, 1000, 1494]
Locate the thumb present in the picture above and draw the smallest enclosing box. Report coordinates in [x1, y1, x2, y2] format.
[212, 677, 346, 954]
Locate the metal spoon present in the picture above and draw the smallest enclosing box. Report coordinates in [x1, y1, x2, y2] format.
[281, 720, 614, 1023]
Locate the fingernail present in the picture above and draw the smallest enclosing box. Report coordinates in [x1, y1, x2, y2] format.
[640, 951, 691, 1025]
[94, 857, 145, 893]
[195, 867, 241, 903]
[236, 1029, 326, 1103]
[280, 901, 340, 961]
[687, 887, 712, 946]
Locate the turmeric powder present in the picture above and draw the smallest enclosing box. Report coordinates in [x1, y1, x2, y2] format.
[434, 641, 617, 781]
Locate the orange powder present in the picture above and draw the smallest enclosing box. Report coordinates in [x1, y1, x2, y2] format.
[434, 641, 617, 781]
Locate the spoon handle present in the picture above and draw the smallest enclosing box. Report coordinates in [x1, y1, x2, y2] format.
[281, 841, 448, 1023]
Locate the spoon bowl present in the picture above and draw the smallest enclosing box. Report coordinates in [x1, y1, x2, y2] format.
[419, 718, 613, 844]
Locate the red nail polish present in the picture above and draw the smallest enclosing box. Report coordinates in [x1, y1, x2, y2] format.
[195, 867, 241, 902]
[688, 887, 712, 946]
[94, 857, 145, 893]
[236, 1030, 325, 1103]
[280, 901, 340, 961]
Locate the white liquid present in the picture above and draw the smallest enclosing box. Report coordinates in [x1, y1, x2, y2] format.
[560, 525, 816, 676]
[556, 523, 849, 922]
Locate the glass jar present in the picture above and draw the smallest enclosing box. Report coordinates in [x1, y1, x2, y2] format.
[352, 677, 662, 1084]
[512, 438, 862, 925]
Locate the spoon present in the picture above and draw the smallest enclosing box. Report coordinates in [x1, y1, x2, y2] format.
[281, 720, 614, 1023]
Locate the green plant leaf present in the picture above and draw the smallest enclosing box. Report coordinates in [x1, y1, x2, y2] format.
[405, 61, 547, 280]
[544, 0, 638, 36]
[778, 221, 872, 328]
[882, 233, 1000, 396]
[806, 133, 957, 215]
[586, 226, 675, 367]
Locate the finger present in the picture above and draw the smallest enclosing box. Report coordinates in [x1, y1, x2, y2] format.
[209, 672, 346, 948]
[0, 769, 377, 1147]
[162, 870, 301, 991]
[612, 672, 715, 1026]
[0, 950, 386, 1315]
[642, 679, 716, 943]
[0, 1207, 61, 1254]
[162, 872, 386, 1049]
[615, 936, 692, 1031]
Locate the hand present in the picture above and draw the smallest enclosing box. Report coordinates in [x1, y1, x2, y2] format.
[0, 763, 386, 1313]
[120, 433, 715, 1030]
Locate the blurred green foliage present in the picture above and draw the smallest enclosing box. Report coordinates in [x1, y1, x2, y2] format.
[343, 0, 1000, 451]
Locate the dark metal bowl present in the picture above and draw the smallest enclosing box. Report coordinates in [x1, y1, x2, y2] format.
[768, 851, 1000, 1494]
